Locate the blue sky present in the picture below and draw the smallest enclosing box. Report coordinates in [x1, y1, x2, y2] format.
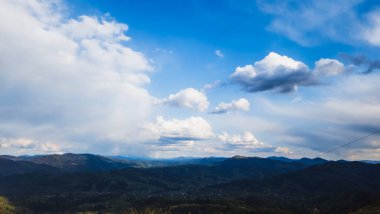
[0, 0, 380, 160]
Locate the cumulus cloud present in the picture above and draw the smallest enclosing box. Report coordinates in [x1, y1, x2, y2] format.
[147, 116, 214, 145]
[218, 131, 265, 148]
[217, 131, 291, 154]
[215, 49, 224, 58]
[314, 58, 345, 76]
[0, 0, 155, 155]
[230, 52, 347, 93]
[210, 98, 250, 114]
[159, 88, 209, 112]
[230, 52, 317, 93]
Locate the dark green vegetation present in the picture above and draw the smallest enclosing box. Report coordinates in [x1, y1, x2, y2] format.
[0, 154, 379, 213]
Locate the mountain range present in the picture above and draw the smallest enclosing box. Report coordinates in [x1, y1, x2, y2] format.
[0, 153, 379, 213]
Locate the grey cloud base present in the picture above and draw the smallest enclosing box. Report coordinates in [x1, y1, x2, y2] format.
[233, 71, 318, 93]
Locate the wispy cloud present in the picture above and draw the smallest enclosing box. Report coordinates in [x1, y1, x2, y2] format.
[215, 49, 224, 58]
[257, 0, 380, 47]
[341, 54, 380, 74]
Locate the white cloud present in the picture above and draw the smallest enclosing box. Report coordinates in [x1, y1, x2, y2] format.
[218, 131, 265, 148]
[314, 58, 345, 76]
[255, 52, 307, 72]
[230, 52, 348, 93]
[160, 88, 209, 112]
[230, 52, 315, 93]
[274, 147, 292, 154]
[211, 98, 250, 114]
[363, 10, 380, 46]
[0, 0, 155, 155]
[217, 131, 291, 154]
[61, 15, 130, 42]
[0, 138, 35, 149]
[231, 52, 308, 80]
[215, 49, 224, 58]
[0, 138, 61, 153]
[231, 65, 256, 81]
[147, 116, 214, 144]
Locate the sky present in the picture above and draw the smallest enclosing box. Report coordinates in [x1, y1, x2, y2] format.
[0, 0, 380, 160]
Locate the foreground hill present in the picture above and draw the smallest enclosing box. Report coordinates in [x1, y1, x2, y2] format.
[350, 202, 380, 214]
[208, 161, 380, 213]
[0, 196, 15, 214]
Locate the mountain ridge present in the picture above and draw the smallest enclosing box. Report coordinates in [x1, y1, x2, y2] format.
[0, 153, 379, 213]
